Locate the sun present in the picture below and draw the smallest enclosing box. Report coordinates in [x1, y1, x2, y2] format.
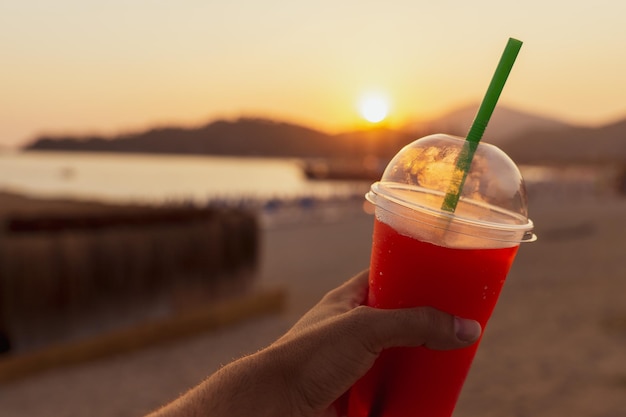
[358, 93, 390, 124]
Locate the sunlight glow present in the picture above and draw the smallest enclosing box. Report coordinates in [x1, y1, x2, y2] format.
[358, 94, 390, 124]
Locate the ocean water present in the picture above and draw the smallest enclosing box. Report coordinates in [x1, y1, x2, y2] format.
[0, 150, 613, 208]
[0, 151, 367, 205]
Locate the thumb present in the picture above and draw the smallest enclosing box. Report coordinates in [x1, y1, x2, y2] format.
[354, 306, 482, 353]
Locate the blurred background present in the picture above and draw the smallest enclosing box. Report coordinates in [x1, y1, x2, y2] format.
[1, 1, 625, 416]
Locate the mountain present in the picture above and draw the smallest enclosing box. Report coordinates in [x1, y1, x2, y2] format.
[500, 118, 626, 164]
[418, 103, 626, 164]
[24, 105, 626, 166]
[26, 104, 569, 158]
[333, 127, 419, 158]
[25, 118, 419, 161]
[418, 103, 573, 146]
[26, 118, 341, 158]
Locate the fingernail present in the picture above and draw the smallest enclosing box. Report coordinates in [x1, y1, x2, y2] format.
[454, 317, 482, 342]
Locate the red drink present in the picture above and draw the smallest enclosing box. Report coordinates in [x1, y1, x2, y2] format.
[347, 218, 519, 417]
[348, 133, 535, 416]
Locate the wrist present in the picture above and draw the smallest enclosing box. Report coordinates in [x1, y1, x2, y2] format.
[203, 348, 296, 417]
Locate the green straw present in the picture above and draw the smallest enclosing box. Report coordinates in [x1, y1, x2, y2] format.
[441, 37, 523, 213]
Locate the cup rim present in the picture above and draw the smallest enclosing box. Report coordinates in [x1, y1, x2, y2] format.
[368, 182, 537, 243]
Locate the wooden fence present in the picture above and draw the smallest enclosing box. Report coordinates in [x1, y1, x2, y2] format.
[0, 206, 259, 354]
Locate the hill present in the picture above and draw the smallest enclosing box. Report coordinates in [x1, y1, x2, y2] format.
[24, 106, 626, 166]
[26, 117, 425, 162]
[418, 103, 573, 146]
[500, 118, 626, 164]
[412, 104, 626, 165]
[26, 118, 340, 158]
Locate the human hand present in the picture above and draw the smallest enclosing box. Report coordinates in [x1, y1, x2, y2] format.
[146, 270, 481, 417]
[262, 269, 482, 417]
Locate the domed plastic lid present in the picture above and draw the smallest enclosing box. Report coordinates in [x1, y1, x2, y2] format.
[367, 134, 535, 246]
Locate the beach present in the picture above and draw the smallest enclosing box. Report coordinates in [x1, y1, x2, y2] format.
[0, 191, 625, 416]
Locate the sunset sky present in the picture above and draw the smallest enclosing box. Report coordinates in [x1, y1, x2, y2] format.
[2, 0, 625, 148]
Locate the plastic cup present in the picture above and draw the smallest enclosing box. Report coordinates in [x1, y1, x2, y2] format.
[347, 133, 535, 417]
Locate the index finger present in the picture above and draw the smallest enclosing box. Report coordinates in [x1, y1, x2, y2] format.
[322, 269, 369, 308]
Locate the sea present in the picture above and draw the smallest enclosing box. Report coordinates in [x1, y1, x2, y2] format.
[0, 150, 368, 206]
[0, 150, 616, 209]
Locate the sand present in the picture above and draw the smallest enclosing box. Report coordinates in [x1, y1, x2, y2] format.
[1, 192, 625, 416]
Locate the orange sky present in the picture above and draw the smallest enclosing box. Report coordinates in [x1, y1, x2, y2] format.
[2, 1, 626, 148]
